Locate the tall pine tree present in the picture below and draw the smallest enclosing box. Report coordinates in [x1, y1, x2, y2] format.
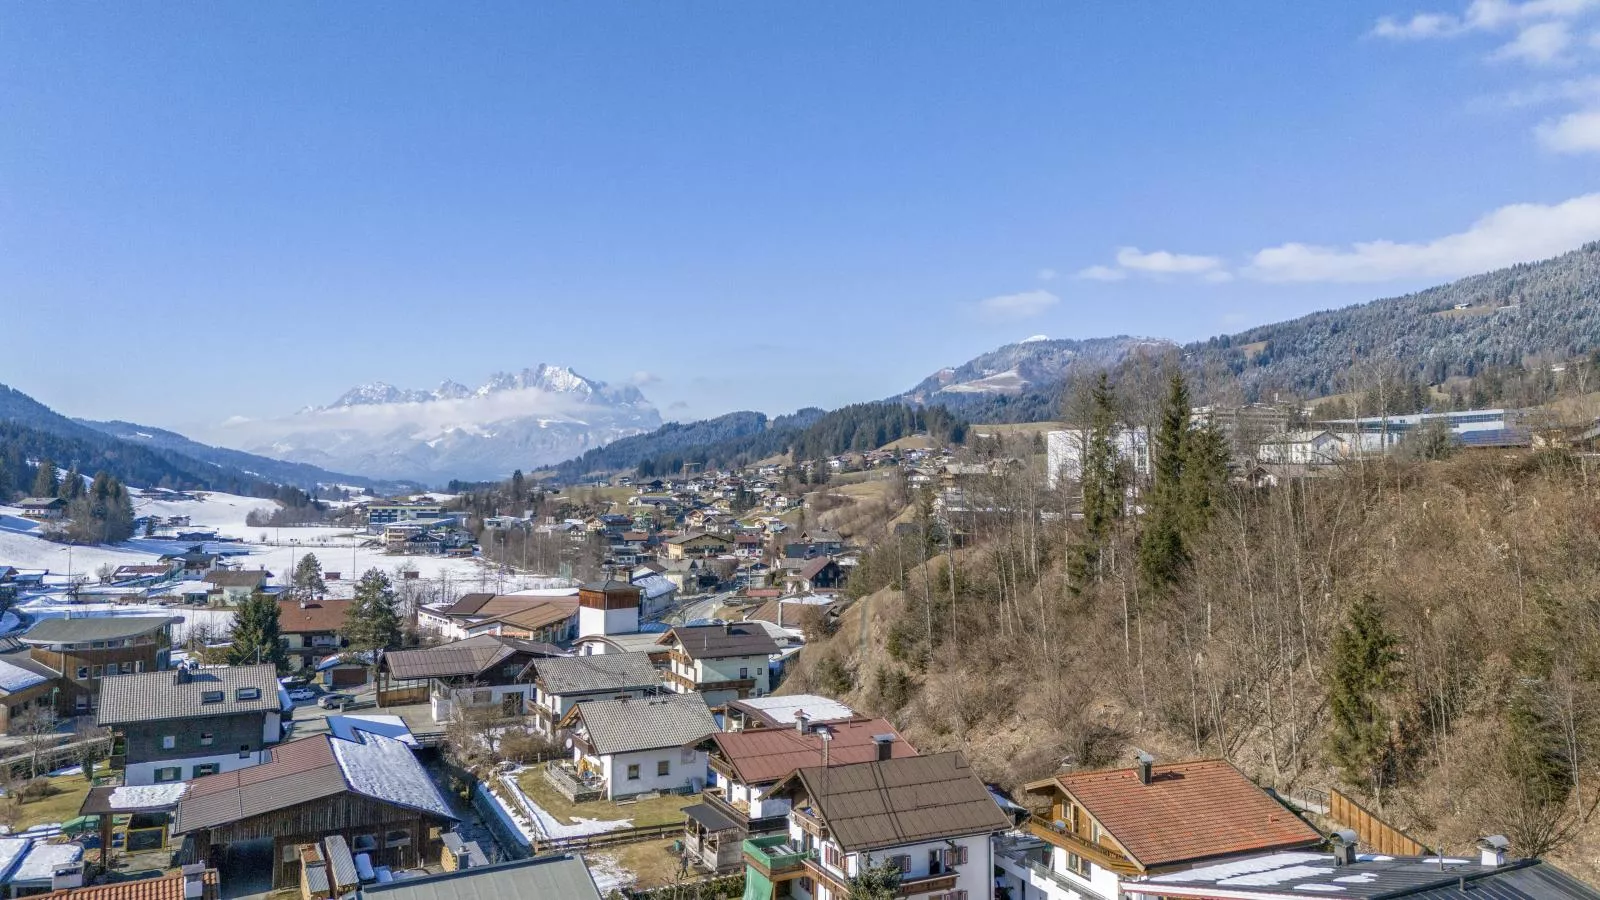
[291, 554, 326, 602]
[30, 459, 58, 498]
[1069, 373, 1124, 589]
[345, 569, 402, 653]
[1327, 593, 1401, 791]
[1138, 373, 1191, 595]
[228, 590, 287, 670]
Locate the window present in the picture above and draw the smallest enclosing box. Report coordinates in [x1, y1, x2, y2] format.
[656, 759, 670, 777]
[626, 764, 641, 780]
[92, 666, 103, 678]
[888, 855, 911, 875]
[154, 767, 181, 783]
[385, 830, 411, 848]
[239, 745, 251, 759]
[193, 764, 219, 777]
[739, 667, 749, 679]
[120, 662, 133, 675]
[929, 849, 945, 874]
[200, 733, 214, 747]
[352, 835, 377, 852]
[824, 845, 843, 870]
[282, 844, 299, 863]
[942, 846, 968, 867]
[1066, 852, 1090, 878]
[75, 667, 88, 680]
[74, 696, 88, 712]
[135, 661, 145, 673]
[161, 735, 175, 750]
[200, 690, 224, 704]
[236, 687, 261, 701]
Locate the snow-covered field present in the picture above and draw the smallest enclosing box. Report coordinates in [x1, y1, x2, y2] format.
[0, 489, 546, 641]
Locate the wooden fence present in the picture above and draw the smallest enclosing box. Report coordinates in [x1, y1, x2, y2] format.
[1329, 788, 1430, 856]
[540, 822, 682, 853]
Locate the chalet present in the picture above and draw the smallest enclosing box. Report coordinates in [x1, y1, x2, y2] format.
[783, 558, 844, 594]
[98, 664, 283, 785]
[1131, 836, 1600, 900]
[557, 693, 716, 801]
[108, 564, 178, 584]
[277, 599, 352, 673]
[20, 616, 175, 714]
[202, 569, 270, 606]
[415, 592, 579, 643]
[685, 717, 913, 874]
[159, 548, 218, 575]
[664, 531, 732, 561]
[356, 854, 603, 900]
[15, 498, 67, 520]
[1257, 430, 1347, 467]
[723, 694, 856, 731]
[746, 751, 1010, 900]
[0, 658, 61, 734]
[631, 573, 679, 619]
[527, 651, 662, 738]
[1009, 757, 1322, 900]
[377, 634, 560, 722]
[658, 623, 780, 706]
[733, 533, 765, 559]
[174, 733, 459, 889]
[781, 530, 843, 559]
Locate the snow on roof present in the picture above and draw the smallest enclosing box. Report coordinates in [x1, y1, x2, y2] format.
[1147, 853, 1336, 884]
[0, 838, 30, 881]
[330, 733, 451, 818]
[0, 661, 48, 695]
[107, 783, 188, 810]
[732, 693, 854, 725]
[328, 715, 416, 747]
[633, 574, 676, 600]
[12, 842, 82, 882]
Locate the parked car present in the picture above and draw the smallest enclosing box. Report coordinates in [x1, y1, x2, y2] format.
[287, 688, 317, 702]
[319, 692, 355, 709]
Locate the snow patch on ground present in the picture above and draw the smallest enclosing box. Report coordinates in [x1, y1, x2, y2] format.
[584, 855, 635, 896]
[489, 767, 632, 843]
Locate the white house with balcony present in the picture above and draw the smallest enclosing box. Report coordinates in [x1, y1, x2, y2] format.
[657, 623, 779, 707]
[557, 693, 717, 801]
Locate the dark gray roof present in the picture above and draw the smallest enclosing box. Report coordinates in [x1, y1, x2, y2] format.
[533, 652, 660, 696]
[383, 635, 561, 681]
[97, 664, 281, 726]
[203, 570, 269, 588]
[1140, 854, 1600, 899]
[21, 616, 176, 645]
[357, 854, 602, 900]
[568, 693, 716, 755]
[663, 623, 780, 660]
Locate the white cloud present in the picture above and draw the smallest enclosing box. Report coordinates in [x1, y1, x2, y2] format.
[1036, 267, 1058, 281]
[1074, 264, 1127, 281]
[1375, 0, 1600, 39]
[977, 289, 1060, 319]
[1373, 11, 1464, 38]
[1114, 246, 1226, 275]
[1535, 105, 1600, 147]
[629, 371, 662, 387]
[1243, 191, 1600, 282]
[1491, 20, 1575, 62]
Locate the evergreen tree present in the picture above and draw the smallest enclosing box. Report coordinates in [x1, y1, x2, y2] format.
[1179, 418, 1230, 537]
[847, 859, 903, 900]
[1327, 594, 1401, 789]
[1070, 373, 1124, 587]
[1138, 373, 1190, 594]
[510, 470, 526, 507]
[228, 590, 287, 670]
[30, 459, 58, 498]
[59, 465, 83, 501]
[345, 569, 402, 653]
[291, 553, 326, 602]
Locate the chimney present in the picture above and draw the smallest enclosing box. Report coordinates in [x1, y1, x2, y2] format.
[795, 711, 809, 734]
[1476, 835, 1509, 867]
[1330, 829, 1358, 866]
[1134, 750, 1154, 786]
[181, 864, 206, 900]
[724, 621, 734, 636]
[872, 734, 896, 762]
[175, 667, 192, 685]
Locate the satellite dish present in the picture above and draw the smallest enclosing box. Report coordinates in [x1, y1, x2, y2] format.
[565, 737, 573, 749]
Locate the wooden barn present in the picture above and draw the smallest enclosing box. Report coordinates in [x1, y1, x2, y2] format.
[173, 733, 458, 888]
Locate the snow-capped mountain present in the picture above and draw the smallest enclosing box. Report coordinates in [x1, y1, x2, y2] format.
[233, 365, 661, 482]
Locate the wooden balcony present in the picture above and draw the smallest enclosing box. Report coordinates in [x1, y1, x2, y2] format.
[663, 670, 757, 696]
[1027, 815, 1141, 876]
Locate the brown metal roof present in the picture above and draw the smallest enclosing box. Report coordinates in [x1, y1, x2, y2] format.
[476, 600, 577, 633]
[176, 735, 347, 832]
[276, 599, 352, 634]
[1030, 758, 1322, 869]
[707, 718, 915, 785]
[439, 593, 495, 615]
[770, 751, 1009, 853]
[382, 635, 560, 681]
[661, 623, 780, 660]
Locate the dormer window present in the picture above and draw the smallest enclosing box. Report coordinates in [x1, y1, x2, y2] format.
[236, 687, 261, 701]
[200, 690, 224, 704]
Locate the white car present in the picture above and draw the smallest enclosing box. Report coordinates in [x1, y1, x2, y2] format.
[287, 688, 317, 702]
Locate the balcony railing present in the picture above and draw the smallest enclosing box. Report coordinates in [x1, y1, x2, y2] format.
[1027, 816, 1141, 877]
[741, 834, 814, 877]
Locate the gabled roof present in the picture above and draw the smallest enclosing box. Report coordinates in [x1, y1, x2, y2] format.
[665, 531, 729, 545]
[561, 693, 716, 756]
[382, 635, 561, 681]
[98, 665, 281, 726]
[21, 616, 175, 645]
[175, 733, 456, 834]
[768, 751, 1010, 853]
[358, 854, 602, 900]
[532, 652, 660, 696]
[276, 599, 352, 634]
[470, 600, 578, 634]
[1026, 759, 1322, 869]
[660, 624, 780, 660]
[439, 593, 496, 616]
[203, 570, 269, 588]
[706, 717, 914, 785]
[37, 869, 217, 900]
[797, 557, 838, 580]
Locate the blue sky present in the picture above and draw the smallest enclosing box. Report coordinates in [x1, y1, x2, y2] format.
[5, 1, 1600, 437]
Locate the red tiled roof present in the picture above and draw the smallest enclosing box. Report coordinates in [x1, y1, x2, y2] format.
[276, 599, 352, 634]
[1038, 759, 1322, 868]
[40, 871, 218, 900]
[709, 718, 915, 785]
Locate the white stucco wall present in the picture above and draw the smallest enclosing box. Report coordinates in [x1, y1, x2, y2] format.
[596, 746, 708, 799]
[126, 749, 267, 785]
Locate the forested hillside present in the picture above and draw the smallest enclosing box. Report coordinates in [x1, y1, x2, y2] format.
[76, 418, 394, 492]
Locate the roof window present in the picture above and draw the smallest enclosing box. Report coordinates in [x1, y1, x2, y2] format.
[200, 690, 225, 704]
[236, 687, 261, 701]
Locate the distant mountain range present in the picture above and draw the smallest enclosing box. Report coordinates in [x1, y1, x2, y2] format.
[231, 364, 662, 482]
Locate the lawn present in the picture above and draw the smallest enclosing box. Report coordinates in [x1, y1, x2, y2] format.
[589, 838, 690, 891]
[16, 774, 93, 831]
[516, 764, 696, 828]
